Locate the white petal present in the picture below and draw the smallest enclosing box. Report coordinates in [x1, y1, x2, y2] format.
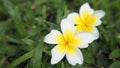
[95, 20, 102, 26]
[66, 48, 83, 65]
[77, 28, 99, 48]
[78, 44, 89, 48]
[94, 10, 105, 19]
[67, 12, 79, 21]
[91, 27, 99, 40]
[92, 10, 105, 26]
[51, 45, 66, 64]
[60, 19, 75, 33]
[77, 32, 95, 48]
[44, 30, 62, 44]
[80, 3, 94, 15]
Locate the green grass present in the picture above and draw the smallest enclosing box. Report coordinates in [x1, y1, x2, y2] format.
[0, 0, 120, 68]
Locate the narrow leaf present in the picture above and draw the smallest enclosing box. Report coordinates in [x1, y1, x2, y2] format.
[2, 0, 26, 38]
[8, 50, 34, 68]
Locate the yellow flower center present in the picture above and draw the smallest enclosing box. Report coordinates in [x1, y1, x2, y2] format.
[63, 30, 80, 46]
[73, 11, 97, 32]
[55, 30, 81, 54]
[65, 40, 69, 45]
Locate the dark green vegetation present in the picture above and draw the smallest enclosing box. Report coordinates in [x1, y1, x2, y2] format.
[0, 0, 120, 68]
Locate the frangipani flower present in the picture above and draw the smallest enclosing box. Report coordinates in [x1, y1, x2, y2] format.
[44, 19, 94, 65]
[67, 3, 105, 39]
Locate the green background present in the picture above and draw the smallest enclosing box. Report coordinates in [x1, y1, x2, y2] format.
[0, 0, 120, 68]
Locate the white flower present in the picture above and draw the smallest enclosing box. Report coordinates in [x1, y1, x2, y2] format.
[44, 19, 95, 65]
[67, 3, 105, 39]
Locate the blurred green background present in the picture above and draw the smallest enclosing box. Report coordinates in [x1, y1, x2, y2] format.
[0, 0, 120, 68]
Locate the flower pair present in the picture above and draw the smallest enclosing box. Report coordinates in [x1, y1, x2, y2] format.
[44, 3, 105, 65]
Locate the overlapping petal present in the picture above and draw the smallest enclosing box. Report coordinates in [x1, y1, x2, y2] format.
[61, 19, 75, 34]
[80, 3, 94, 21]
[67, 12, 79, 22]
[93, 10, 105, 26]
[77, 32, 95, 48]
[66, 46, 83, 65]
[44, 30, 64, 44]
[91, 27, 99, 40]
[51, 45, 67, 64]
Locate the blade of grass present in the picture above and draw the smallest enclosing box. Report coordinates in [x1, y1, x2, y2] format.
[2, 0, 26, 38]
[28, 40, 46, 68]
[8, 50, 34, 68]
[0, 19, 11, 40]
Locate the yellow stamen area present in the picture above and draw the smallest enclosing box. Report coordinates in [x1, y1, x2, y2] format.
[67, 45, 77, 55]
[55, 30, 81, 55]
[55, 34, 65, 44]
[73, 11, 97, 32]
[55, 45, 66, 53]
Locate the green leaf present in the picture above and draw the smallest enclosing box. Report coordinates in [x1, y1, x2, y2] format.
[97, 54, 109, 68]
[21, 38, 35, 46]
[81, 48, 95, 64]
[109, 49, 120, 59]
[45, 20, 57, 29]
[28, 41, 45, 68]
[0, 44, 17, 57]
[70, 65, 89, 68]
[0, 19, 10, 40]
[2, 0, 26, 38]
[8, 50, 34, 68]
[6, 36, 23, 44]
[61, 61, 65, 68]
[6, 36, 35, 51]
[0, 57, 6, 68]
[56, 0, 64, 25]
[109, 61, 120, 68]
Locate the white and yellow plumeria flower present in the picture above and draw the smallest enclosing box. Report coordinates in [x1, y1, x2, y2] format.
[44, 19, 95, 65]
[67, 3, 105, 39]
